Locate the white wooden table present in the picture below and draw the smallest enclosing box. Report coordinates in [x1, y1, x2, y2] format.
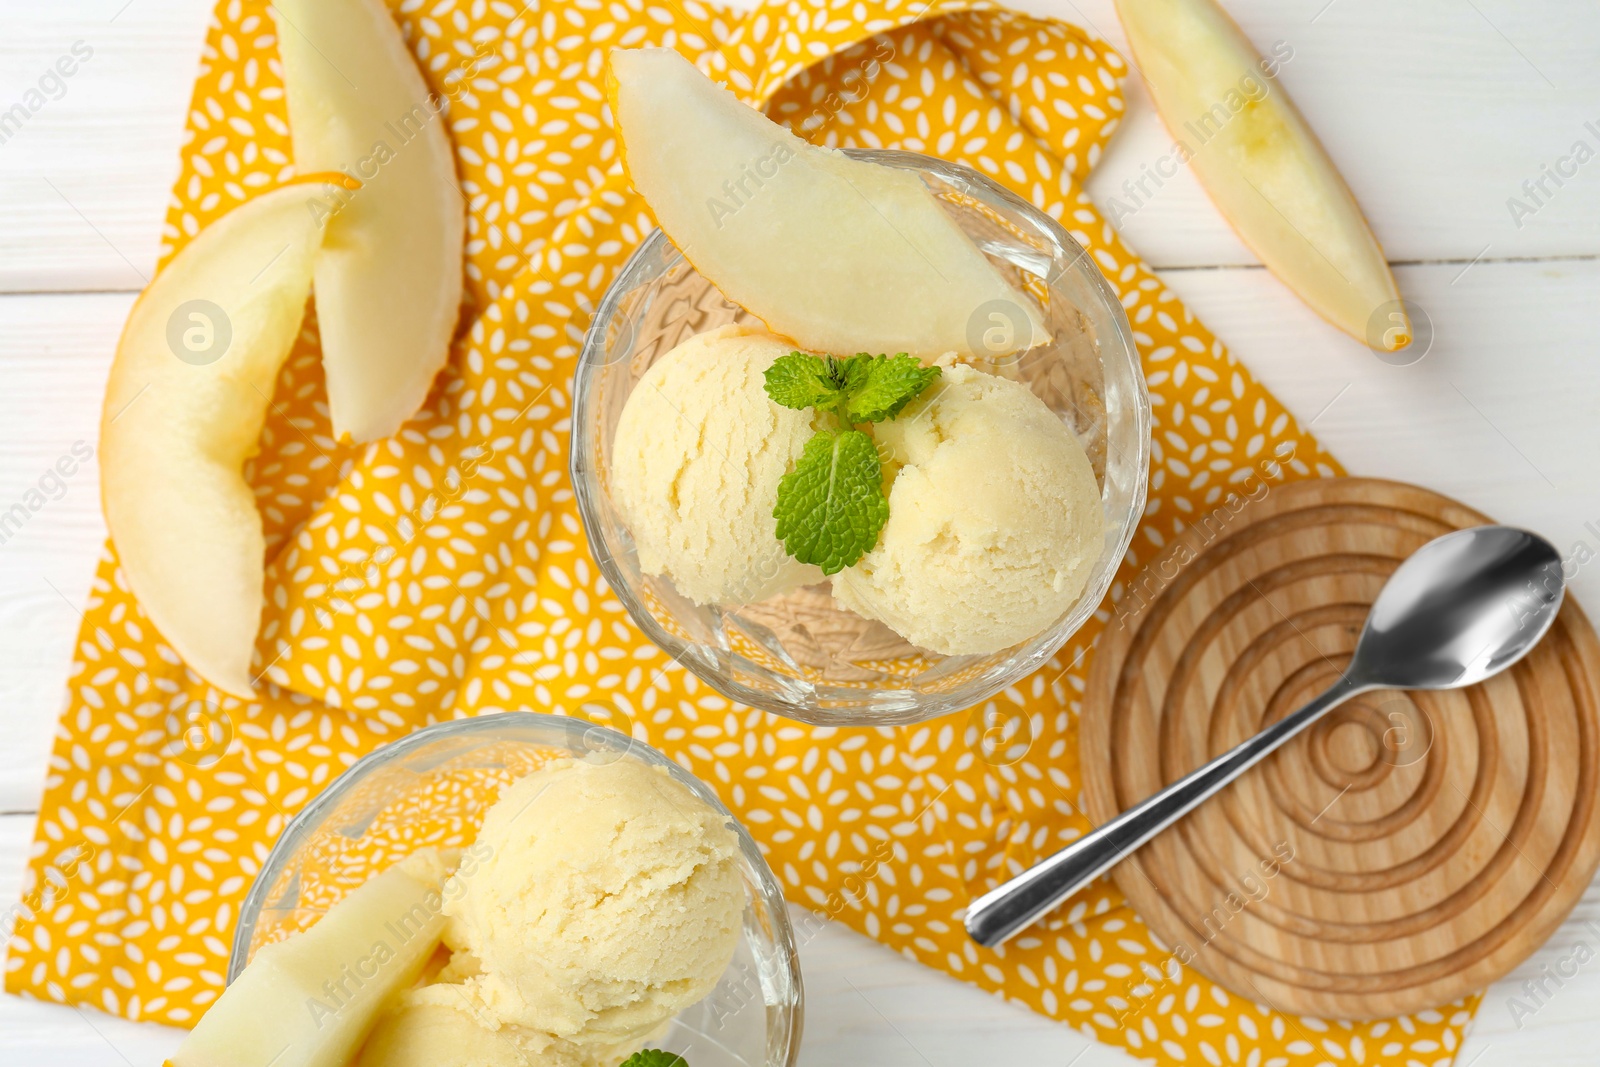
[3, 0, 1598, 1062]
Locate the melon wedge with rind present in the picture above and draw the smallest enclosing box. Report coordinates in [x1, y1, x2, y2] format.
[273, 0, 465, 443]
[1114, 0, 1407, 349]
[607, 47, 1049, 362]
[167, 850, 451, 1067]
[101, 175, 352, 698]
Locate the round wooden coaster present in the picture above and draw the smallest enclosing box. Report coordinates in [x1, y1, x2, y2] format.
[1080, 477, 1600, 1019]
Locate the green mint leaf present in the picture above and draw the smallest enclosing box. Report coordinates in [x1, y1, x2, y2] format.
[845, 354, 941, 423]
[764, 352, 837, 411]
[618, 1051, 689, 1067]
[773, 429, 889, 575]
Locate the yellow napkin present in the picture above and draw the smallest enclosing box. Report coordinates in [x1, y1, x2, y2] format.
[5, 0, 1481, 1061]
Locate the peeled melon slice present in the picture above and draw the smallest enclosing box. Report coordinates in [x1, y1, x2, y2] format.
[101, 175, 354, 697]
[607, 47, 1049, 361]
[169, 850, 450, 1067]
[273, 0, 465, 443]
[1114, 0, 1407, 348]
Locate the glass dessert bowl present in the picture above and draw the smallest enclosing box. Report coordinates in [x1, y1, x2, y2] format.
[572, 149, 1150, 727]
[230, 713, 803, 1067]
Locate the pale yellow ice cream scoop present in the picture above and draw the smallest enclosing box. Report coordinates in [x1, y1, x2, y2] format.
[442, 757, 744, 1042]
[610, 323, 824, 605]
[832, 364, 1103, 655]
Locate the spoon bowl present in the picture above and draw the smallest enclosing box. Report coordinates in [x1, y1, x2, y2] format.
[1350, 525, 1564, 691]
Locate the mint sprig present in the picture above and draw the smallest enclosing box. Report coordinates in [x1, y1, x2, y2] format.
[619, 1052, 689, 1067]
[763, 352, 941, 574]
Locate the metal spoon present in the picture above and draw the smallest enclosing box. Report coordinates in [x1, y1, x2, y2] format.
[964, 525, 1565, 948]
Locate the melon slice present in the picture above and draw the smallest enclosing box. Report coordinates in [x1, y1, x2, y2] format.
[1114, 0, 1407, 348]
[607, 47, 1049, 361]
[273, 0, 465, 443]
[101, 175, 354, 698]
[168, 850, 451, 1067]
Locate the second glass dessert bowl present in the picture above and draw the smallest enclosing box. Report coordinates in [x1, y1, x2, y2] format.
[231, 713, 802, 1067]
[573, 149, 1150, 726]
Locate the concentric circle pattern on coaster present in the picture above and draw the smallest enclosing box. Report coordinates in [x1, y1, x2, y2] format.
[1081, 478, 1600, 1019]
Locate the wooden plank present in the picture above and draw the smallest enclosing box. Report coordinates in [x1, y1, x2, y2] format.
[0, 292, 124, 812]
[0, 0, 212, 292]
[1165, 256, 1600, 601]
[3, 0, 1600, 290]
[1466, 877, 1600, 1066]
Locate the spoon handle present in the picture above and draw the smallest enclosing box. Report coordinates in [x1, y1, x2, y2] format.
[964, 674, 1365, 947]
